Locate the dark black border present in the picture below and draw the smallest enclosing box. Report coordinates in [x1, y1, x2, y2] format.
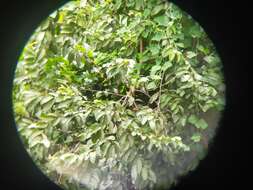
[0, 1, 248, 190]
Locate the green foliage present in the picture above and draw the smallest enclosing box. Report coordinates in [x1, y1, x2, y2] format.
[13, 0, 225, 190]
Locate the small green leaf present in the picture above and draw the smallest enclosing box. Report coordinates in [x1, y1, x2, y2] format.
[106, 136, 116, 141]
[115, 0, 122, 9]
[151, 32, 165, 41]
[149, 120, 156, 130]
[188, 115, 208, 129]
[188, 115, 199, 125]
[181, 74, 191, 82]
[87, 50, 94, 58]
[131, 162, 138, 181]
[186, 51, 197, 59]
[150, 65, 161, 76]
[180, 116, 187, 126]
[42, 99, 55, 112]
[203, 55, 219, 65]
[80, 0, 87, 7]
[149, 169, 156, 183]
[135, 0, 144, 10]
[141, 116, 148, 125]
[191, 134, 201, 142]
[149, 92, 159, 104]
[143, 9, 151, 18]
[94, 110, 104, 121]
[136, 158, 142, 174]
[154, 15, 169, 26]
[89, 151, 96, 164]
[189, 24, 202, 38]
[128, 96, 135, 106]
[151, 4, 164, 16]
[162, 61, 172, 71]
[150, 75, 161, 80]
[138, 77, 149, 83]
[65, 134, 73, 143]
[149, 44, 160, 55]
[197, 118, 208, 129]
[168, 49, 176, 61]
[142, 166, 148, 180]
[40, 96, 53, 105]
[146, 82, 157, 90]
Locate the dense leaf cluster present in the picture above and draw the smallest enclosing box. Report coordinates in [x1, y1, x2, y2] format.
[13, 0, 225, 190]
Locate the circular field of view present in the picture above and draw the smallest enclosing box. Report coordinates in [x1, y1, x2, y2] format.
[12, 0, 225, 190]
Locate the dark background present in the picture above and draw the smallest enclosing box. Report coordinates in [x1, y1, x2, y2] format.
[0, 0, 248, 190]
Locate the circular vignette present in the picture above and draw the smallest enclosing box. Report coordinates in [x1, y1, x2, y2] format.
[12, 0, 225, 190]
